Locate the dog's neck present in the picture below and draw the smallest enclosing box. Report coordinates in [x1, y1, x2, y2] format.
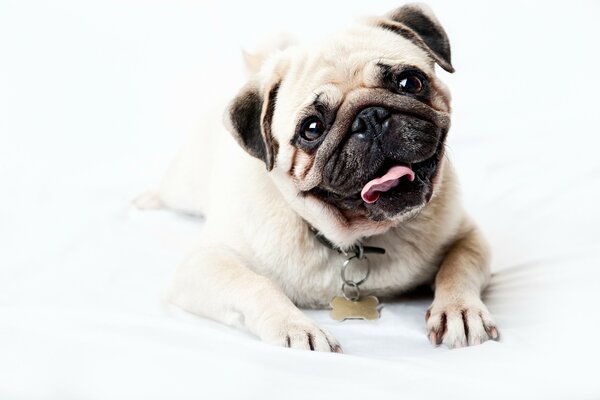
[306, 224, 386, 257]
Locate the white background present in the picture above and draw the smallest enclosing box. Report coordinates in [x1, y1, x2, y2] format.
[1, 1, 600, 399]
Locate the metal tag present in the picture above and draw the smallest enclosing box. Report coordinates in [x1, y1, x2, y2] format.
[330, 295, 380, 321]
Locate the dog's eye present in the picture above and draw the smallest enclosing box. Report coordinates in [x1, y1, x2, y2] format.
[397, 72, 423, 94]
[301, 117, 326, 141]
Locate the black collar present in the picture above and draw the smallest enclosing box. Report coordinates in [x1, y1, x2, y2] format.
[308, 225, 386, 258]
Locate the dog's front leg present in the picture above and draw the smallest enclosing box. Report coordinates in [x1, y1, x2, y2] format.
[168, 246, 341, 352]
[427, 223, 499, 348]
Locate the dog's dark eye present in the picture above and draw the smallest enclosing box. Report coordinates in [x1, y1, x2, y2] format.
[301, 117, 326, 141]
[397, 72, 423, 94]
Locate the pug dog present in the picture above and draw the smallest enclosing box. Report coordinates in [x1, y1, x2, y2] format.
[149, 3, 499, 352]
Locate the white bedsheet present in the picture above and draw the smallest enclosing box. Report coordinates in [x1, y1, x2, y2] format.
[1, 1, 599, 399]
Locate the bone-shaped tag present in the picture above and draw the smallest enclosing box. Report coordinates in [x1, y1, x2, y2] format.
[330, 295, 380, 321]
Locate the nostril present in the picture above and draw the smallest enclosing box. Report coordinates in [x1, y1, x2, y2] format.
[351, 117, 367, 133]
[355, 107, 391, 126]
[351, 107, 392, 139]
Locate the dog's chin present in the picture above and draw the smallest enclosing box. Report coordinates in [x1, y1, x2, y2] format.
[308, 144, 443, 223]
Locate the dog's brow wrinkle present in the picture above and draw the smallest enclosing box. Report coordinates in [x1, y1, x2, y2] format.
[313, 92, 327, 107]
[312, 92, 331, 116]
[315, 102, 328, 117]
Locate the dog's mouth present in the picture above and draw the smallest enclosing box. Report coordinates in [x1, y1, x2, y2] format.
[360, 163, 415, 203]
[308, 143, 444, 221]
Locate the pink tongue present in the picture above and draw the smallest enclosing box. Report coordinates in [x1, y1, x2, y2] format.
[361, 165, 415, 204]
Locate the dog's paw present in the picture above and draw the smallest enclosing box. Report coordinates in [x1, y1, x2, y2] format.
[426, 296, 498, 348]
[261, 316, 342, 353]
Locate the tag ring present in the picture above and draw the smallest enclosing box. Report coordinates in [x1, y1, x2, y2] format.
[341, 281, 361, 302]
[341, 256, 370, 286]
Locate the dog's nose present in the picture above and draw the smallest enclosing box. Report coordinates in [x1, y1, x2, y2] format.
[351, 106, 391, 139]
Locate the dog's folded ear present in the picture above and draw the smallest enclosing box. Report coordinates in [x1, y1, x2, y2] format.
[224, 81, 280, 170]
[377, 3, 454, 73]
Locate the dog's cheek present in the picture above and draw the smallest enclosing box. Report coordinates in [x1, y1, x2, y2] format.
[430, 79, 452, 113]
[291, 150, 315, 182]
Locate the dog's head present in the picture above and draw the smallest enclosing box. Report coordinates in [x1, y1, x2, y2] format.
[225, 4, 454, 247]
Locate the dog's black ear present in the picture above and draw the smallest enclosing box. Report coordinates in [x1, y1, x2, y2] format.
[225, 81, 280, 170]
[379, 3, 454, 73]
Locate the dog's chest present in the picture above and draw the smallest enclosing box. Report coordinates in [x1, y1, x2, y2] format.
[251, 236, 441, 308]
